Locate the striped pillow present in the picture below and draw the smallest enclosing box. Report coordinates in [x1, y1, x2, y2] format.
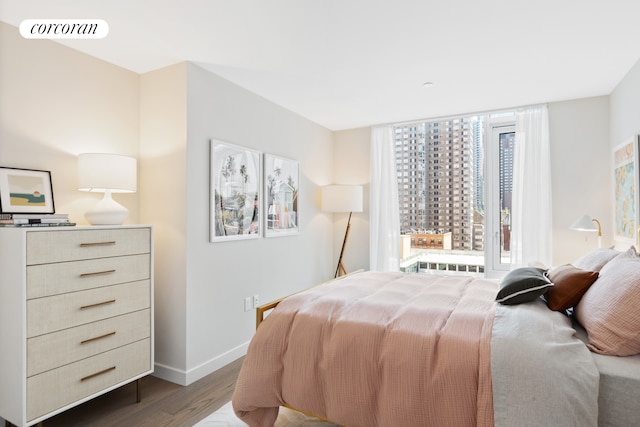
[496, 267, 553, 305]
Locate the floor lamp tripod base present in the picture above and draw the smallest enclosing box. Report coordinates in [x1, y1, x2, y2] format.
[335, 212, 353, 278]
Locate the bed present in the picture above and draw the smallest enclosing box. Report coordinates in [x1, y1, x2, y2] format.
[574, 323, 640, 427]
[232, 247, 640, 427]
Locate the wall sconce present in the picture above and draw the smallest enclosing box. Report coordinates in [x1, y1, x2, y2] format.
[570, 214, 602, 248]
[321, 185, 363, 278]
[78, 153, 137, 225]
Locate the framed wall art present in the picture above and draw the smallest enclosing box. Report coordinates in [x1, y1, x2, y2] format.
[210, 140, 262, 242]
[0, 167, 55, 214]
[613, 135, 640, 245]
[264, 154, 299, 237]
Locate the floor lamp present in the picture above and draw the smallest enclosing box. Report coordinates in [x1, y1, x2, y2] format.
[570, 214, 602, 248]
[322, 185, 363, 278]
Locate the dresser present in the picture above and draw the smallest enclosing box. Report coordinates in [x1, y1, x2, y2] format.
[0, 226, 154, 427]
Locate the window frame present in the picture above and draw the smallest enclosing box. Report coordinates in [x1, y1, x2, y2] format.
[484, 115, 515, 278]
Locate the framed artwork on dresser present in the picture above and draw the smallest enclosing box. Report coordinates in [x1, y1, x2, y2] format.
[0, 167, 55, 214]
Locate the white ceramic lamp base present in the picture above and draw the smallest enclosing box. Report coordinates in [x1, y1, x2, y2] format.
[84, 190, 129, 225]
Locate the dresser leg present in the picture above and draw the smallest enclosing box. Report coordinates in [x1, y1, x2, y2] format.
[136, 378, 141, 403]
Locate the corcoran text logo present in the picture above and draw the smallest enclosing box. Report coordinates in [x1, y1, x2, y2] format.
[19, 19, 109, 39]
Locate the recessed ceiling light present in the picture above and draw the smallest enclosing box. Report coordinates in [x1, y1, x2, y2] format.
[423, 82, 434, 88]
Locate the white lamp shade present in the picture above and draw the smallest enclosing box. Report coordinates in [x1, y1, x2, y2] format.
[78, 153, 137, 193]
[321, 185, 363, 213]
[570, 214, 598, 232]
[78, 153, 136, 225]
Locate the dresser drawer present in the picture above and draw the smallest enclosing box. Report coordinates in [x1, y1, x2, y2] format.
[27, 254, 150, 299]
[27, 309, 151, 377]
[27, 338, 151, 422]
[26, 228, 150, 265]
[27, 280, 150, 338]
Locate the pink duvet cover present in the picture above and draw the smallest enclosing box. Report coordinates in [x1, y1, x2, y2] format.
[233, 271, 498, 427]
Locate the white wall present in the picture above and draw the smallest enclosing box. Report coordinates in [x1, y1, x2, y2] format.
[0, 22, 140, 224]
[139, 63, 189, 382]
[610, 58, 640, 148]
[139, 62, 335, 384]
[183, 63, 334, 382]
[332, 127, 371, 273]
[549, 97, 611, 263]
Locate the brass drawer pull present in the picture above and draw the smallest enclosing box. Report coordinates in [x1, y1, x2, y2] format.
[80, 269, 116, 278]
[80, 366, 116, 382]
[80, 299, 116, 310]
[80, 331, 116, 345]
[80, 241, 116, 247]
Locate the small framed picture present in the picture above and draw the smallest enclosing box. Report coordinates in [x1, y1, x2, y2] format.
[265, 154, 299, 237]
[210, 140, 262, 242]
[0, 167, 55, 214]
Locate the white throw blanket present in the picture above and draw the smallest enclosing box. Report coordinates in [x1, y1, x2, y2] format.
[491, 299, 600, 426]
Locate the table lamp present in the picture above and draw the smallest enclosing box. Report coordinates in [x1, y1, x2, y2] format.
[78, 153, 137, 225]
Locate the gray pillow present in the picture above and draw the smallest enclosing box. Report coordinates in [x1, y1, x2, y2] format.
[496, 267, 553, 305]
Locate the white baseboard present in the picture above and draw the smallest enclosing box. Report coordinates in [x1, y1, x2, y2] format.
[152, 340, 250, 386]
[152, 362, 188, 386]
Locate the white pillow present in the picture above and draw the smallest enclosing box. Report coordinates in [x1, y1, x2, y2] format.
[572, 247, 620, 272]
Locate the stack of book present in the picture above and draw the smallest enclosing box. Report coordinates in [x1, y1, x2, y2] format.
[0, 213, 76, 227]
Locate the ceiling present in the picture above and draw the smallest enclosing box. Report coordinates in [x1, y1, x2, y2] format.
[2, 0, 640, 131]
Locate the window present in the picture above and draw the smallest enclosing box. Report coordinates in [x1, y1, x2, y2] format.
[395, 112, 514, 277]
[485, 117, 515, 275]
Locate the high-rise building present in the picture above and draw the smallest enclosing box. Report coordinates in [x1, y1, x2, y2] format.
[395, 124, 427, 231]
[395, 117, 480, 251]
[499, 131, 515, 211]
[472, 118, 484, 213]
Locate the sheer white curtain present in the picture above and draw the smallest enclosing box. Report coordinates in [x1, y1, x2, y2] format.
[510, 105, 552, 268]
[370, 126, 400, 271]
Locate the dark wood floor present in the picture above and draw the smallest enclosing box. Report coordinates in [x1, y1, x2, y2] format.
[36, 357, 243, 427]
